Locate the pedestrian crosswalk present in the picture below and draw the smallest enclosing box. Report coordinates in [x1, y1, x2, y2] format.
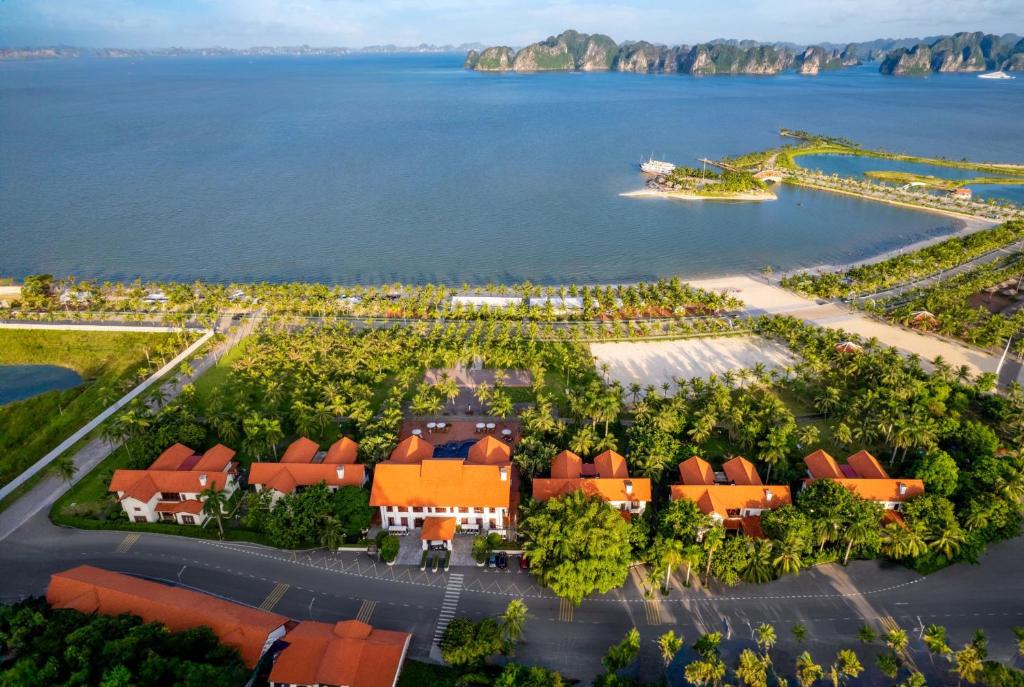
[644, 600, 663, 625]
[432, 573, 464, 648]
[356, 599, 376, 624]
[258, 583, 289, 611]
[558, 597, 574, 622]
[115, 533, 141, 553]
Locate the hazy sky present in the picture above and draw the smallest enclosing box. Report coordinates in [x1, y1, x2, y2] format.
[2, 0, 1021, 48]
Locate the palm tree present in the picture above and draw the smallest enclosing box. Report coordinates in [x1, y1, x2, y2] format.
[499, 599, 528, 654]
[828, 649, 863, 687]
[568, 425, 596, 457]
[953, 644, 984, 685]
[795, 651, 823, 687]
[657, 630, 683, 667]
[742, 539, 775, 584]
[923, 624, 951, 661]
[200, 487, 228, 538]
[702, 525, 725, 582]
[772, 537, 804, 576]
[736, 648, 769, 687]
[659, 537, 685, 590]
[755, 623, 776, 657]
[928, 525, 966, 560]
[842, 517, 875, 565]
[319, 515, 344, 550]
[50, 455, 78, 484]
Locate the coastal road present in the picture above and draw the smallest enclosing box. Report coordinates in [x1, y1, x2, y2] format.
[2, 509, 1022, 684]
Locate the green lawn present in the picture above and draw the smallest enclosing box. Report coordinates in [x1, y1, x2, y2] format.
[192, 335, 250, 406]
[0, 329, 182, 489]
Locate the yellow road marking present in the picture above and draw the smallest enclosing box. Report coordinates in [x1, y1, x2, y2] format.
[356, 600, 376, 624]
[258, 583, 289, 611]
[115, 533, 141, 553]
[558, 598, 574, 622]
[644, 600, 662, 625]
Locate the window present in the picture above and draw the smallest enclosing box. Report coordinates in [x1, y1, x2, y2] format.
[181, 515, 195, 525]
[133, 507, 141, 512]
[413, 506, 422, 513]
[133, 516, 148, 523]
[161, 492, 181, 502]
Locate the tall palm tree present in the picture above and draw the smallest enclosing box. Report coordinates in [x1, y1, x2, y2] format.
[828, 649, 863, 687]
[795, 651, 823, 687]
[319, 515, 344, 550]
[51, 455, 78, 484]
[742, 539, 775, 584]
[200, 487, 228, 538]
[772, 537, 804, 576]
[923, 624, 951, 662]
[755, 623, 776, 657]
[842, 517, 875, 565]
[953, 644, 984, 685]
[928, 525, 966, 560]
[499, 598, 528, 655]
[657, 630, 683, 667]
[702, 526, 725, 582]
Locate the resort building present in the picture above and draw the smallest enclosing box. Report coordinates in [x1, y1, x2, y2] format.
[670, 456, 792, 537]
[108, 443, 238, 525]
[388, 435, 437, 463]
[950, 187, 973, 200]
[532, 450, 652, 519]
[47, 565, 287, 668]
[249, 436, 365, 502]
[803, 449, 925, 510]
[268, 619, 411, 687]
[369, 458, 512, 541]
[466, 435, 512, 465]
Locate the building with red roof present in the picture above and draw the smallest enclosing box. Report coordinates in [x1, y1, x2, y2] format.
[269, 620, 411, 687]
[108, 443, 238, 525]
[249, 436, 364, 502]
[532, 450, 651, 519]
[803, 449, 925, 510]
[47, 566, 286, 668]
[671, 456, 790, 536]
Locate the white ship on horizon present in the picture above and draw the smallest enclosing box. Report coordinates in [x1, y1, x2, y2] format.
[978, 70, 1013, 80]
[640, 156, 676, 175]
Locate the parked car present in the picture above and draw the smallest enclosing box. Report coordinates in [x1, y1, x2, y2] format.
[496, 553, 508, 569]
[487, 553, 498, 568]
[519, 554, 529, 570]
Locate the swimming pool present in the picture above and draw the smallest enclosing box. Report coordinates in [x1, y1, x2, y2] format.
[432, 439, 477, 458]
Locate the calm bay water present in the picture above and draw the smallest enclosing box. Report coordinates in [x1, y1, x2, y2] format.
[2, 56, 1023, 285]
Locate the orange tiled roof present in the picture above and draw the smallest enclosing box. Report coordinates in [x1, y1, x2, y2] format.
[269, 620, 411, 687]
[388, 436, 435, 464]
[149, 443, 196, 471]
[594, 450, 628, 478]
[249, 462, 365, 494]
[550, 450, 582, 478]
[46, 566, 287, 668]
[678, 457, 715, 485]
[109, 470, 230, 502]
[670, 484, 792, 518]
[532, 476, 652, 503]
[421, 516, 457, 541]
[281, 437, 320, 464]
[155, 499, 204, 514]
[370, 459, 510, 509]
[194, 444, 237, 472]
[325, 437, 359, 464]
[804, 449, 844, 479]
[882, 509, 907, 527]
[467, 436, 511, 465]
[740, 515, 766, 538]
[722, 457, 762, 486]
[832, 478, 924, 502]
[846, 450, 889, 479]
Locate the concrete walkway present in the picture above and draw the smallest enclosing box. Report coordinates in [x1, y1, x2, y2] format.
[0, 316, 256, 541]
[692, 275, 1023, 384]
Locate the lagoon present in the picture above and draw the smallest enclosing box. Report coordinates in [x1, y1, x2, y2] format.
[0, 365, 83, 405]
[1, 56, 1023, 284]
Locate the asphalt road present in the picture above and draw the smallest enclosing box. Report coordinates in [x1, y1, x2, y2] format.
[2, 510, 1022, 684]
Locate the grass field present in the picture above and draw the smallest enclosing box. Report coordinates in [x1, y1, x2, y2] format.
[0, 329, 183, 488]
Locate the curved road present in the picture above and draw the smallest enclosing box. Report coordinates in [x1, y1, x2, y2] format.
[1, 509, 1021, 683]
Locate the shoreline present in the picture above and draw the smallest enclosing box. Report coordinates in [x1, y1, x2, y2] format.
[620, 189, 777, 202]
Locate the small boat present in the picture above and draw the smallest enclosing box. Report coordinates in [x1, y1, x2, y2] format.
[978, 70, 1013, 80]
[640, 155, 675, 175]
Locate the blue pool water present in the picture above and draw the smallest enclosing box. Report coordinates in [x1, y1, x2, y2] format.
[2, 56, 1022, 284]
[0, 365, 83, 405]
[432, 439, 478, 458]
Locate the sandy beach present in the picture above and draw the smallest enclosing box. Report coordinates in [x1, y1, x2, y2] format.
[620, 189, 776, 202]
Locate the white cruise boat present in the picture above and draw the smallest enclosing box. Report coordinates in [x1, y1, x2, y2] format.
[640, 156, 676, 175]
[978, 70, 1013, 80]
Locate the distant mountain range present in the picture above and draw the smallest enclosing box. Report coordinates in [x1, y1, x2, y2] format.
[465, 30, 1024, 75]
[0, 43, 486, 60]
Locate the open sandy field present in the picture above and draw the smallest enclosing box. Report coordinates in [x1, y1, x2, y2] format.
[590, 336, 795, 391]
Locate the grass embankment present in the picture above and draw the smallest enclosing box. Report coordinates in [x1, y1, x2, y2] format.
[863, 170, 1024, 190]
[0, 330, 180, 489]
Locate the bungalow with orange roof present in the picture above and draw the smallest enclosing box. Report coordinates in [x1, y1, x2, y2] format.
[370, 459, 512, 540]
[108, 443, 238, 525]
[532, 450, 652, 519]
[466, 435, 511, 465]
[803, 449, 925, 511]
[670, 456, 791, 537]
[388, 435, 436, 464]
[268, 619, 411, 687]
[47, 565, 287, 669]
[249, 436, 365, 503]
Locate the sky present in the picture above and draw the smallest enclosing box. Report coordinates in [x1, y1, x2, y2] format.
[1, 0, 1021, 49]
